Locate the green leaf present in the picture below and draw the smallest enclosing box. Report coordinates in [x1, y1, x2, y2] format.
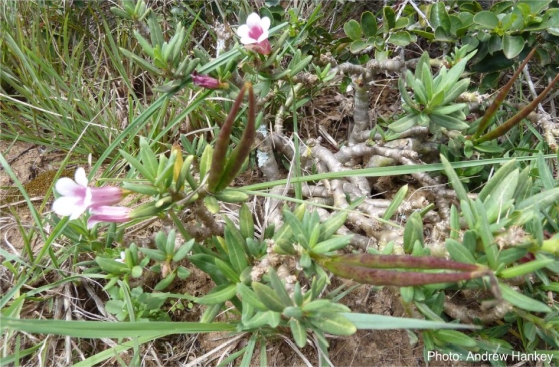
[252, 282, 285, 312]
[224, 217, 248, 273]
[344, 19, 362, 41]
[473, 11, 499, 29]
[383, 6, 396, 32]
[139, 248, 167, 262]
[446, 238, 477, 264]
[499, 258, 555, 278]
[119, 48, 162, 75]
[434, 330, 477, 347]
[290, 319, 307, 348]
[342, 313, 481, 330]
[303, 300, 351, 314]
[199, 144, 213, 180]
[388, 31, 412, 46]
[389, 114, 418, 133]
[196, 284, 237, 305]
[430, 2, 451, 33]
[204, 196, 220, 214]
[119, 149, 155, 182]
[435, 57, 471, 95]
[312, 235, 353, 254]
[240, 334, 257, 367]
[154, 272, 176, 291]
[431, 104, 467, 115]
[310, 312, 356, 336]
[383, 184, 408, 220]
[516, 187, 559, 212]
[361, 11, 377, 37]
[478, 159, 517, 202]
[499, 283, 551, 312]
[173, 239, 195, 262]
[536, 151, 555, 190]
[397, 78, 415, 109]
[430, 113, 470, 131]
[503, 35, 524, 59]
[403, 212, 424, 253]
[239, 204, 254, 240]
[268, 267, 293, 307]
[237, 283, 267, 311]
[95, 257, 129, 274]
[440, 155, 469, 202]
[350, 40, 368, 54]
[442, 79, 470, 105]
[0, 318, 234, 338]
[242, 311, 275, 329]
[483, 169, 519, 223]
[214, 258, 240, 283]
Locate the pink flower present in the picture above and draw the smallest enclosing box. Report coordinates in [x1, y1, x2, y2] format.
[52, 167, 125, 220]
[87, 206, 132, 228]
[191, 72, 228, 89]
[237, 13, 272, 55]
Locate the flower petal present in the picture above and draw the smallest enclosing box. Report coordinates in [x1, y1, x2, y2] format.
[237, 25, 254, 44]
[246, 13, 262, 27]
[259, 16, 271, 32]
[256, 30, 269, 43]
[74, 167, 88, 187]
[52, 196, 87, 219]
[55, 177, 85, 197]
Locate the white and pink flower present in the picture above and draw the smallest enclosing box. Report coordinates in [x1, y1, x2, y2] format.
[52, 167, 125, 220]
[236, 13, 272, 55]
[87, 206, 132, 229]
[191, 72, 228, 89]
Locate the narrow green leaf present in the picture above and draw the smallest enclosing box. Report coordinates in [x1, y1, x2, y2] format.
[441, 155, 468, 202]
[196, 284, 237, 305]
[240, 333, 257, 367]
[537, 151, 555, 190]
[429, 113, 470, 131]
[214, 258, 241, 283]
[199, 144, 213, 180]
[290, 319, 308, 348]
[446, 238, 476, 264]
[252, 282, 285, 312]
[268, 267, 293, 307]
[499, 258, 555, 279]
[312, 235, 353, 254]
[478, 159, 517, 201]
[224, 217, 248, 273]
[1, 318, 235, 337]
[342, 313, 480, 330]
[516, 187, 559, 211]
[382, 184, 408, 220]
[434, 330, 477, 347]
[119, 149, 155, 182]
[499, 283, 551, 312]
[239, 203, 254, 239]
[310, 312, 356, 335]
[403, 211, 424, 253]
[389, 114, 418, 133]
[442, 78, 470, 105]
[237, 283, 268, 311]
